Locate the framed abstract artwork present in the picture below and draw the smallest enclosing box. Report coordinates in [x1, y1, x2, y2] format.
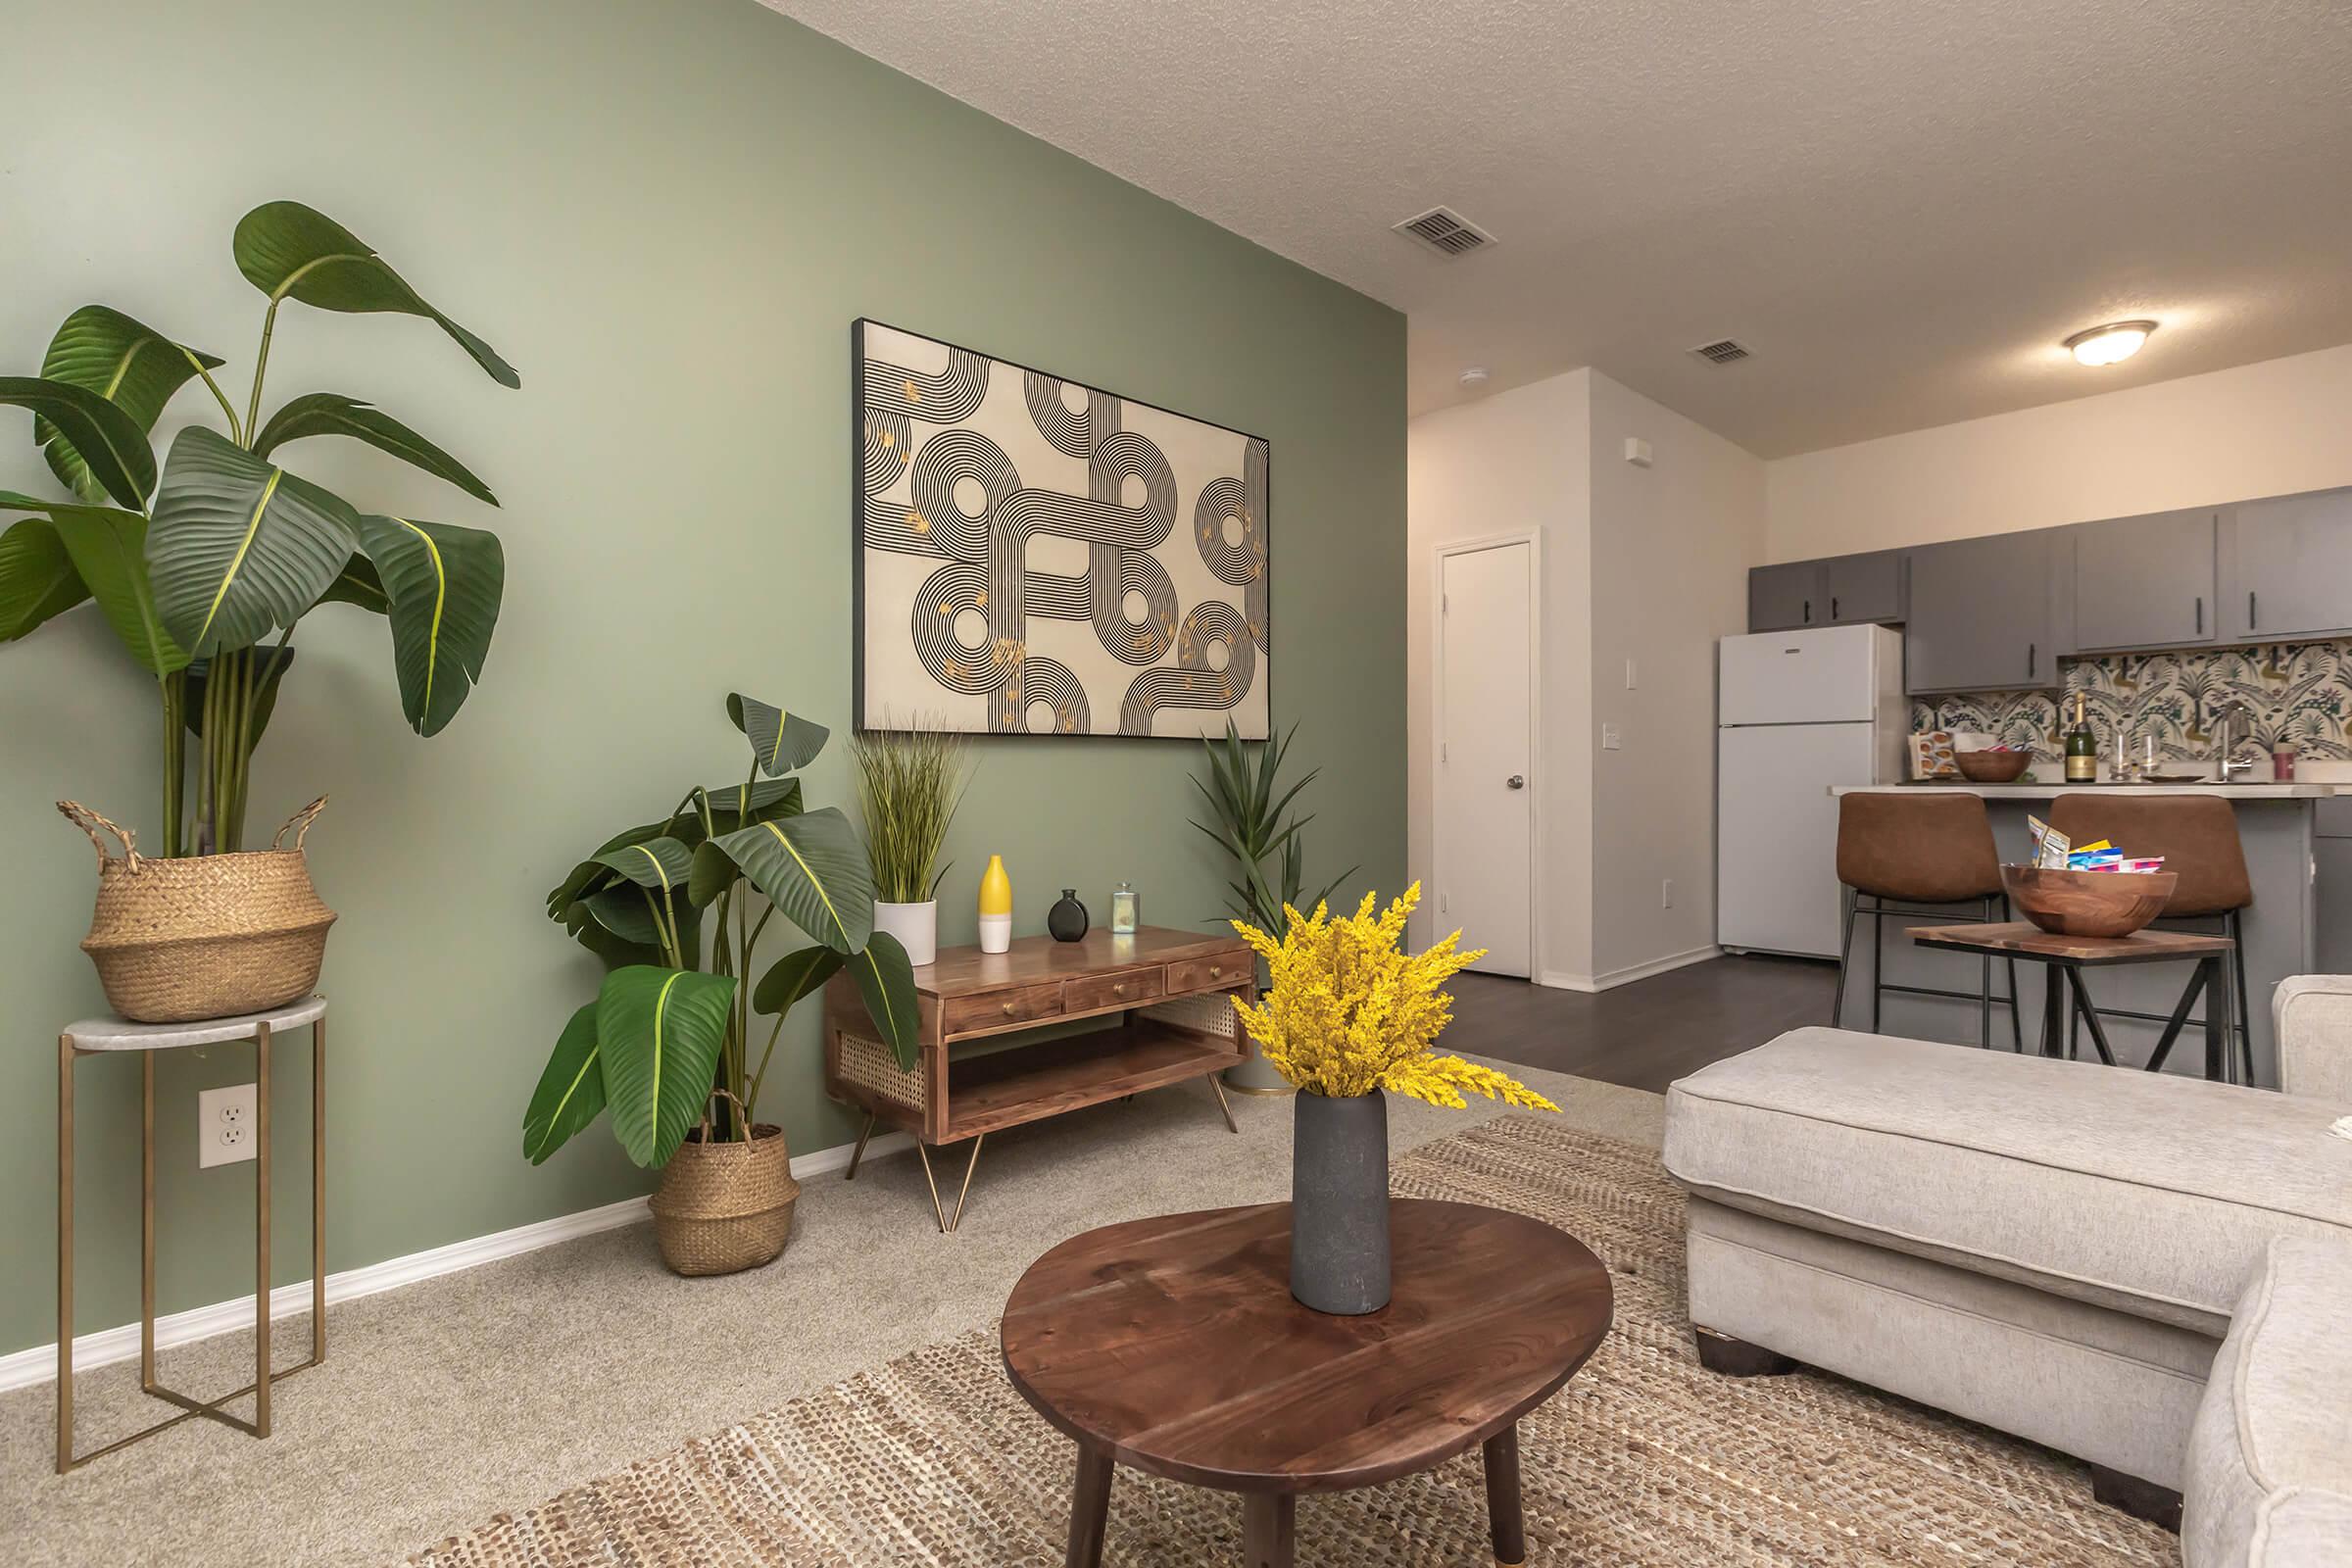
[852, 319, 1269, 738]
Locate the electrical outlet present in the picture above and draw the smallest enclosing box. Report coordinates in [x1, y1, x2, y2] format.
[1601, 723, 1623, 751]
[199, 1083, 258, 1168]
[1662, 878, 1675, 909]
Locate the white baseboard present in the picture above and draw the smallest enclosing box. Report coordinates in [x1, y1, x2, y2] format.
[1539, 945, 1721, 995]
[0, 1125, 915, 1394]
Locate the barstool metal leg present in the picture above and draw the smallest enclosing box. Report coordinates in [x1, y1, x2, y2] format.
[2227, 911, 2254, 1085]
[1831, 887, 1859, 1028]
[1978, 896, 1994, 1047]
[1870, 900, 1885, 1033]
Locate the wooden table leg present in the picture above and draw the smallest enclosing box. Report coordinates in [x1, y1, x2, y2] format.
[1064, 1441, 1112, 1568]
[1243, 1493, 1295, 1568]
[1485, 1424, 1526, 1567]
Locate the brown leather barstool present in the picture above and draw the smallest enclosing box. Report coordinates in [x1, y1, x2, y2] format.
[1832, 793, 2022, 1048]
[2046, 794, 2254, 1082]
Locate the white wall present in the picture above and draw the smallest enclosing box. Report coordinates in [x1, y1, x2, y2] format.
[1406, 371, 1592, 980]
[1408, 368, 1765, 989]
[1766, 343, 2352, 561]
[1587, 373, 1766, 984]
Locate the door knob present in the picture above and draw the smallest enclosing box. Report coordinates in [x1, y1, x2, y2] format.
[1506, 775, 1526, 789]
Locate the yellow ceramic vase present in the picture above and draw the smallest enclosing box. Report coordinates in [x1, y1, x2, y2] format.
[978, 854, 1012, 954]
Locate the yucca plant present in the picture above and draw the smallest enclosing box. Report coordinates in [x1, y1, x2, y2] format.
[0, 201, 514, 855]
[849, 723, 971, 903]
[1190, 718, 1354, 937]
[524, 694, 921, 1169]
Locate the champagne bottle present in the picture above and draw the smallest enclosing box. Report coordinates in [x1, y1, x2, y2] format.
[2065, 692, 2097, 782]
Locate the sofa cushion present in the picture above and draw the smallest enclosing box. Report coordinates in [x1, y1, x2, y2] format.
[1662, 1029, 2352, 1335]
[2183, 1237, 2352, 1567]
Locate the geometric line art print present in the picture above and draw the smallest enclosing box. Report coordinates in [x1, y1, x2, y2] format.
[853, 319, 1270, 738]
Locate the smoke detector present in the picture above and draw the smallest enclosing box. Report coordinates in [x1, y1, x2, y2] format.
[1393, 207, 1495, 259]
[1458, 367, 1491, 389]
[1688, 338, 1751, 366]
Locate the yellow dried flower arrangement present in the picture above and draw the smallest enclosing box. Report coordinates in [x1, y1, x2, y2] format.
[1231, 883, 1559, 1111]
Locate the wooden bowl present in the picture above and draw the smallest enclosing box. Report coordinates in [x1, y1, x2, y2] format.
[1954, 749, 2033, 783]
[2001, 864, 2178, 938]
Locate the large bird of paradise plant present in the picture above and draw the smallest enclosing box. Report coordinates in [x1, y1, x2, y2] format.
[523, 695, 922, 1169]
[0, 201, 514, 855]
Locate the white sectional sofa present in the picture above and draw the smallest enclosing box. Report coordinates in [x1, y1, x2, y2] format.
[1661, 974, 2352, 1562]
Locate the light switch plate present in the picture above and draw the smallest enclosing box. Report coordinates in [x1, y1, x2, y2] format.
[198, 1083, 258, 1168]
[1601, 723, 1623, 751]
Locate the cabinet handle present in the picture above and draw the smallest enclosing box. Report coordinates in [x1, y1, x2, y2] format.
[1831, 595, 1840, 619]
[2028, 642, 2036, 679]
[2195, 596, 2203, 635]
[2249, 591, 2259, 629]
[1802, 598, 1812, 623]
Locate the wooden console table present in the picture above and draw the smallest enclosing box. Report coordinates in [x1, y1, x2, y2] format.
[823, 926, 1252, 1231]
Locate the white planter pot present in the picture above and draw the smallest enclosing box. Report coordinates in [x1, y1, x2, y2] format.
[873, 900, 938, 967]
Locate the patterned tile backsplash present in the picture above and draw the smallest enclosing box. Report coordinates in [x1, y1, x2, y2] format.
[1910, 639, 2352, 765]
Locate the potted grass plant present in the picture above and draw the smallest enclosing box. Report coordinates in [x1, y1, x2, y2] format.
[525, 693, 920, 1276]
[3, 201, 515, 1021]
[1231, 884, 1557, 1314]
[849, 721, 971, 967]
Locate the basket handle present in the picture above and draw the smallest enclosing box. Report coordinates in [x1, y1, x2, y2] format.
[696, 1088, 751, 1144]
[57, 801, 140, 873]
[272, 795, 329, 852]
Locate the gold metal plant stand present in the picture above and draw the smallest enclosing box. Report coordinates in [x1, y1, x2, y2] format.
[56, 997, 328, 1474]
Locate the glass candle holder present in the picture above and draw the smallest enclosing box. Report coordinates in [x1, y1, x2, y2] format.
[1109, 881, 1139, 935]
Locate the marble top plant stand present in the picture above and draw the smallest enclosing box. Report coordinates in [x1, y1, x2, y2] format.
[56, 996, 327, 1473]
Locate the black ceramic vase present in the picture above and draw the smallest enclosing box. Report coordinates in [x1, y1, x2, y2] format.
[1290, 1088, 1391, 1314]
[1048, 889, 1089, 943]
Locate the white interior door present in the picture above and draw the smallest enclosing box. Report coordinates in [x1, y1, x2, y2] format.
[1437, 541, 1533, 976]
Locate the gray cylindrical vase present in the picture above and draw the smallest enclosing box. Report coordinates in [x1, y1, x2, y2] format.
[1290, 1088, 1392, 1314]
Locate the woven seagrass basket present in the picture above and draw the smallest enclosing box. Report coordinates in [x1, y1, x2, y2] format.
[651, 1093, 800, 1276]
[60, 798, 337, 1024]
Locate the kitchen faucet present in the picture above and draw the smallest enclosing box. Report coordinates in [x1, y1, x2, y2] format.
[2213, 700, 2259, 782]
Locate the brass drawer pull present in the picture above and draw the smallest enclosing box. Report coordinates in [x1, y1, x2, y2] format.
[1111, 983, 1128, 997]
[1001, 1002, 1017, 1016]
[1208, 964, 1223, 978]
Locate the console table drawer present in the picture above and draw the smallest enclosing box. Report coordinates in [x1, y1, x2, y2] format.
[1166, 955, 1246, 995]
[945, 982, 1064, 1036]
[1064, 966, 1163, 1013]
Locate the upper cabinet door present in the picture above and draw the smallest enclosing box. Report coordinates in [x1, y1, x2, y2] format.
[1821, 551, 1906, 624]
[1904, 531, 2055, 694]
[2071, 509, 2218, 653]
[2221, 487, 2352, 642]
[1748, 562, 1825, 632]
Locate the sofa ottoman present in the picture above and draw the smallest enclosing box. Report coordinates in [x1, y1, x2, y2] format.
[1662, 1026, 2352, 1517]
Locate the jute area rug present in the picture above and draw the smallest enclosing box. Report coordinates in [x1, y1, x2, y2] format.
[412, 1116, 2180, 1566]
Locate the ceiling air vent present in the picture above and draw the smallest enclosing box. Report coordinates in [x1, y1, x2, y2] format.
[1689, 338, 1751, 366]
[1393, 207, 1494, 259]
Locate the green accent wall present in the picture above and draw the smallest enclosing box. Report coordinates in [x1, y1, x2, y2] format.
[0, 0, 1402, 1356]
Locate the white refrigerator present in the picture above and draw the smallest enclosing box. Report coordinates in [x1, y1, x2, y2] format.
[1717, 624, 1908, 958]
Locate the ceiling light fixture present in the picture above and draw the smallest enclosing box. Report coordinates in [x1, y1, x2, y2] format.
[2065, 319, 2157, 368]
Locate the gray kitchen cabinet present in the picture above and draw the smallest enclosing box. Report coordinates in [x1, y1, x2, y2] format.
[1904, 531, 2056, 694]
[2317, 799, 2352, 976]
[2071, 508, 2218, 652]
[1821, 550, 1905, 624]
[1748, 562, 1823, 631]
[2220, 487, 2352, 642]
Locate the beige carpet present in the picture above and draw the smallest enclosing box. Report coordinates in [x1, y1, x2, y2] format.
[3, 1056, 1659, 1567]
[412, 1116, 2179, 1568]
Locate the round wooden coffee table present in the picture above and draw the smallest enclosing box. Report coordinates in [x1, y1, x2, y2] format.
[1001, 1198, 1612, 1567]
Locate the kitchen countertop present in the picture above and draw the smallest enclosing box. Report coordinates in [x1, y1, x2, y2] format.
[1832, 781, 2341, 799]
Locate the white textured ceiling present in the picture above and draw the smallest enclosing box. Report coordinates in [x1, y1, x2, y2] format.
[767, 0, 2352, 457]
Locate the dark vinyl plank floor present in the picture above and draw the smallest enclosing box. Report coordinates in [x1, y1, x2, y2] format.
[1449, 955, 1837, 1095]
